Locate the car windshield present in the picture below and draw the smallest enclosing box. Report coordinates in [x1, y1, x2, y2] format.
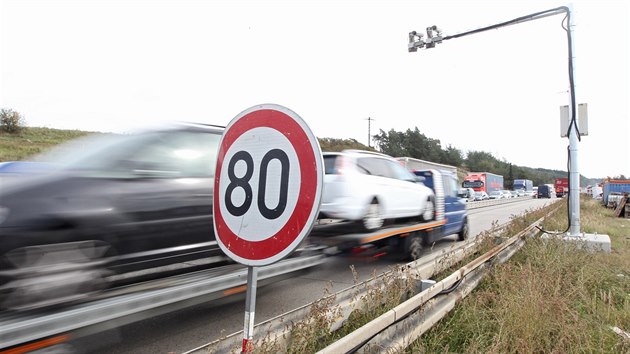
[490, 191, 501, 196]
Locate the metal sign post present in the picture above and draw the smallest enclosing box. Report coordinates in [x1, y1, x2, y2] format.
[242, 266, 257, 353]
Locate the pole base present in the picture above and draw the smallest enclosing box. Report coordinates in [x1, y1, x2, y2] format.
[542, 232, 611, 253]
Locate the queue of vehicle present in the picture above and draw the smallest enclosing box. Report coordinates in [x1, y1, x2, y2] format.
[0, 127, 471, 312]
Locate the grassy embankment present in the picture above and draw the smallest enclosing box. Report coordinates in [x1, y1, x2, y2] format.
[249, 199, 629, 353]
[412, 198, 630, 353]
[0, 127, 92, 162]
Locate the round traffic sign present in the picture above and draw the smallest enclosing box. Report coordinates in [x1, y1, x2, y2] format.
[213, 104, 323, 266]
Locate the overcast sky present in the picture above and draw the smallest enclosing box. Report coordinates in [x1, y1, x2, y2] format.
[1, 0, 628, 178]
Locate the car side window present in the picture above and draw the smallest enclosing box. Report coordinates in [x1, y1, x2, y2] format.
[324, 155, 339, 174]
[443, 176, 457, 198]
[127, 131, 221, 178]
[385, 160, 415, 181]
[356, 157, 382, 176]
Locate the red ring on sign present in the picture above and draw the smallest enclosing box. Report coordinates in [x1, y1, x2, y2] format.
[214, 109, 317, 260]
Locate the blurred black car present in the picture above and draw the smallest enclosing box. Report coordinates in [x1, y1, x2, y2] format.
[0, 123, 226, 310]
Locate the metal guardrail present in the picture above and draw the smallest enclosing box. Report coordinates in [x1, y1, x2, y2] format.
[466, 196, 536, 210]
[192, 201, 560, 353]
[0, 254, 326, 350]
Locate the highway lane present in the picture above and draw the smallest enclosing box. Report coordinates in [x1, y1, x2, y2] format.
[467, 197, 560, 237]
[80, 197, 559, 354]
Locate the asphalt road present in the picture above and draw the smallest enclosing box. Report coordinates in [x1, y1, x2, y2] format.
[80, 197, 558, 354]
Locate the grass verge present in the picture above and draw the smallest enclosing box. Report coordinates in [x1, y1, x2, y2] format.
[0, 127, 92, 161]
[411, 198, 630, 353]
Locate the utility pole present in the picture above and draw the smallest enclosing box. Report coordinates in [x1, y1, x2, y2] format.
[366, 117, 375, 148]
[565, 3, 581, 237]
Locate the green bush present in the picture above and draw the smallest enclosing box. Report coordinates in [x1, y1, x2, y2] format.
[0, 109, 26, 134]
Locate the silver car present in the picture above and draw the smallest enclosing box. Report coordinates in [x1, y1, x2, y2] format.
[473, 191, 489, 201]
[488, 190, 503, 199]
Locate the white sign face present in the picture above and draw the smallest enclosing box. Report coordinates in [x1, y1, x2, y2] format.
[213, 104, 323, 266]
[218, 127, 301, 241]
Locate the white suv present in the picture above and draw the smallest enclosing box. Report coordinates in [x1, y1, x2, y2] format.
[320, 150, 435, 231]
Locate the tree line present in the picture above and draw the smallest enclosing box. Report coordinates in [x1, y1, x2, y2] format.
[320, 127, 602, 187]
[1, 107, 615, 186]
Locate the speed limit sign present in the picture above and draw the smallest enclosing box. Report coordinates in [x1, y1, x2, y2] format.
[213, 104, 323, 267]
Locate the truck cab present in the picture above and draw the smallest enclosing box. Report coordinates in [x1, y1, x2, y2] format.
[412, 169, 467, 239]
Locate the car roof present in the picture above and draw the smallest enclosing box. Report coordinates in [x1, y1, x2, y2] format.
[165, 121, 225, 133]
[322, 150, 393, 159]
[128, 121, 225, 135]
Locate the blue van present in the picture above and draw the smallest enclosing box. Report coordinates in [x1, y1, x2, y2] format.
[537, 184, 552, 198]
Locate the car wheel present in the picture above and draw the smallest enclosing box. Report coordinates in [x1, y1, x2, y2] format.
[1, 240, 112, 310]
[421, 197, 435, 221]
[360, 198, 384, 231]
[405, 234, 424, 261]
[457, 218, 469, 241]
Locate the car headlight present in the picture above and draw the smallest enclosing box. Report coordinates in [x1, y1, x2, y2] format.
[0, 206, 9, 225]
